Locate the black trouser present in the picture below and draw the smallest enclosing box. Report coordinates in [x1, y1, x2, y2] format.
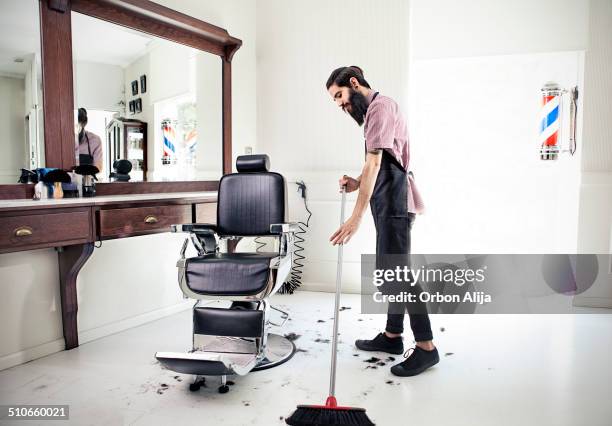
[370, 150, 433, 343]
[379, 213, 433, 342]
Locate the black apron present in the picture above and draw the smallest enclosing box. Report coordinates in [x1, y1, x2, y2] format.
[366, 94, 431, 323]
[366, 93, 425, 315]
[365, 92, 413, 266]
[370, 149, 413, 267]
[79, 132, 94, 166]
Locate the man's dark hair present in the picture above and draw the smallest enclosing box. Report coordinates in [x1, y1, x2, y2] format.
[78, 107, 88, 126]
[326, 66, 371, 90]
[77, 107, 88, 143]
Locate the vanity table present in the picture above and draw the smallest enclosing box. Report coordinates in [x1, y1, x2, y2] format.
[0, 0, 242, 352]
[0, 191, 218, 349]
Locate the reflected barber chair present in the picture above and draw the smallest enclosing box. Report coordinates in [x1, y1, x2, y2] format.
[109, 159, 132, 182]
[155, 154, 299, 393]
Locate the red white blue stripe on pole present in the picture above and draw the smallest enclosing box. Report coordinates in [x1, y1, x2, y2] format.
[540, 81, 564, 151]
[540, 94, 560, 148]
[162, 123, 176, 158]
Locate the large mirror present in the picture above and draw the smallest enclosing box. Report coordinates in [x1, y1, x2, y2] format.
[0, 0, 44, 184]
[71, 12, 222, 182]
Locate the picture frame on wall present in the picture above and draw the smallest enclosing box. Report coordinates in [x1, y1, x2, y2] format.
[135, 98, 142, 113]
[140, 75, 146, 93]
[129, 100, 135, 114]
[131, 80, 138, 96]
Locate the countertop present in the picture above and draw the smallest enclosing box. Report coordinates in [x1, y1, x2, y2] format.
[0, 191, 217, 212]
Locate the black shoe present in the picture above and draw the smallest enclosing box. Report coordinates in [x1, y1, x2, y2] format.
[355, 333, 404, 355]
[391, 346, 440, 377]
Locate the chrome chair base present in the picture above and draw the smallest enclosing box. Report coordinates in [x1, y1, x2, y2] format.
[253, 333, 296, 371]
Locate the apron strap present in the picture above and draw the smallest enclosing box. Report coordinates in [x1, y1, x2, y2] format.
[85, 132, 92, 156]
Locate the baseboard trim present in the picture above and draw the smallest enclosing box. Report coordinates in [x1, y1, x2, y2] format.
[573, 296, 612, 309]
[78, 301, 192, 345]
[0, 339, 65, 372]
[0, 301, 193, 371]
[298, 282, 362, 294]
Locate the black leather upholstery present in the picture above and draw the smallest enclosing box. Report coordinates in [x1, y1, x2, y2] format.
[185, 252, 277, 296]
[193, 307, 264, 338]
[217, 172, 286, 236]
[236, 154, 270, 172]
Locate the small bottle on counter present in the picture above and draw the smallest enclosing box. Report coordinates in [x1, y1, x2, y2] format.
[33, 181, 43, 200]
[33, 181, 47, 200]
[53, 182, 64, 199]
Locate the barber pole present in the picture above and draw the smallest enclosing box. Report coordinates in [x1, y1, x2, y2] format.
[162, 120, 176, 165]
[539, 81, 579, 161]
[540, 82, 562, 160]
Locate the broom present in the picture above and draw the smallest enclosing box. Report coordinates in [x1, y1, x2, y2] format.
[286, 187, 375, 426]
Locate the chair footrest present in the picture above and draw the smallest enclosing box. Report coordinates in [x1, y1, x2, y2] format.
[155, 351, 259, 376]
[194, 306, 264, 338]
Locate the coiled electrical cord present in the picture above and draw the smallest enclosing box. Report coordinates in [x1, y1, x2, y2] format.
[253, 181, 311, 294]
[278, 180, 312, 294]
[254, 237, 267, 252]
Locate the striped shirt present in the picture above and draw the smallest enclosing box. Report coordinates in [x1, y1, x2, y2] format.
[364, 91, 424, 214]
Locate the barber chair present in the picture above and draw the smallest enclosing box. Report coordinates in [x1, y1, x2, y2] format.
[155, 154, 299, 393]
[109, 159, 132, 182]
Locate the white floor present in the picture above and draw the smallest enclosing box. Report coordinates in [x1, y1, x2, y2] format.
[1, 291, 611, 426]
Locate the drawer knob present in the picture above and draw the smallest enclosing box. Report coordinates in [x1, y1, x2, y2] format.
[144, 215, 159, 224]
[14, 226, 33, 237]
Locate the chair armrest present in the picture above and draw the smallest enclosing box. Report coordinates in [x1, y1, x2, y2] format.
[172, 224, 218, 255]
[270, 223, 300, 259]
[171, 223, 218, 235]
[270, 223, 301, 234]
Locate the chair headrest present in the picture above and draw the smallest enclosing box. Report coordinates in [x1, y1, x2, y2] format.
[113, 159, 133, 174]
[236, 154, 270, 173]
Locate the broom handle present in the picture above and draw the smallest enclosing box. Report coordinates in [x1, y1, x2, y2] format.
[329, 186, 346, 398]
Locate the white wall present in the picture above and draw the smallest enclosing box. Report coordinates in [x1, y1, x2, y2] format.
[410, 0, 589, 59]
[409, 52, 584, 255]
[195, 52, 223, 178]
[255, 0, 593, 292]
[406, 0, 610, 311]
[75, 234, 194, 335]
[0, 0, 257, 371]
[24, 54, 45, 170]
[154, 0, 257, 167]
[148, 41, 191, 104]
[255, 0, 612, 298]
[580, 0, 612, 173]
[124, 50, 154, 177]
[0, 75, 26, 183]
[0, 249, 63, 369]
[256, 0, 411, 291]
[74, 61, 124, 112]
[574, 0, 612, 308]
[257, 0, 410, 172]
[0, 54, 44, 183]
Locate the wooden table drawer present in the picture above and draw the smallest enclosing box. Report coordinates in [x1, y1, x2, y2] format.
[0, 208, 92, 252]
[98, 204, 191, 238]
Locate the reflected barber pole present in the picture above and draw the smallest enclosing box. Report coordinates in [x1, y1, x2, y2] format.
[162, 120, 176, 165]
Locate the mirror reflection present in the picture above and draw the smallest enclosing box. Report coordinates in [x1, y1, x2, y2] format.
[0, 0, 44, 184]
[71, 12, 222, 182]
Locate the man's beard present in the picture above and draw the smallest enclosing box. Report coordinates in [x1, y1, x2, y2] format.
[346, 89, 369, 126]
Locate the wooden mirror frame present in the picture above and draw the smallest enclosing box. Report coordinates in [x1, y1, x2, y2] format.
[2, 0, 240, 197]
